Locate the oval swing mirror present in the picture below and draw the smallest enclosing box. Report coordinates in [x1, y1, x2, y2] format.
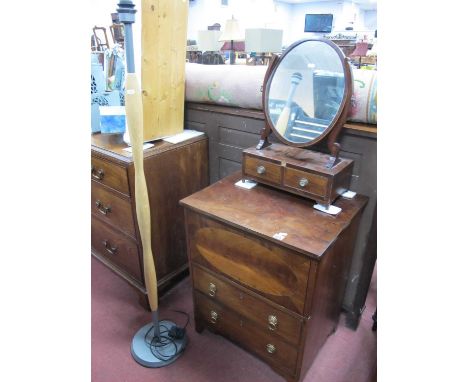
[264, 38, 352, 148]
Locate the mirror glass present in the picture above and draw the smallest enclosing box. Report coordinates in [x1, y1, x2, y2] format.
[266, 40, 346, 145]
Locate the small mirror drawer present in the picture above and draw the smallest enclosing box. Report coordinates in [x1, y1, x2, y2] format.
[243, 155, 282, 185]
[283, 167, 329, 197]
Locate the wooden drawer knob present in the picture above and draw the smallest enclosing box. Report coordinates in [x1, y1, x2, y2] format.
[91, 166, 105, 180]
[210, 310, 218, 324]
[266, 343, 276, 354]
[256, 165, 266, 175]
[268, 315, 278, 331]
[299, 178, 309, 188]
[208, 282, 217, 297]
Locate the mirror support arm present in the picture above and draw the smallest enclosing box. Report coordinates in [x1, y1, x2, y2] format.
[326, 58, 353, 168]
[257, 54, 280, 150]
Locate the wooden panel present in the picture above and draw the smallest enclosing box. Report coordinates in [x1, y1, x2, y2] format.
[186, 211, 312, 314]
[91, 217, 142, 282]
[181, 172, 368, 259]
[283, 167, 329, 198]
[91, 156, 129, 195]
[243, 155, 282, 185]
[141, 0, 188, 141]
[129, 138, 209, 282]
[91, 182, 135, 237]
[195, 291, 299, 378]
[192, 265, 303, 345]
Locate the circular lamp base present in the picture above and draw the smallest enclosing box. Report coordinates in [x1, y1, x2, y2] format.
[131, 320, 187, 368]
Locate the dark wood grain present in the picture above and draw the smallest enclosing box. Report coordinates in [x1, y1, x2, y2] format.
[91, 155, 130, 195]
[182, 172, 367, 381]
[186, 211, 312, 314]
[91, 133, 209, 308]
[91, 217, 142, 282]
[181, 172, 367, 258]
[243, 143, 354, 206]
[91, 181, 136, 237]
[192, 265, 304, 345]
[194, 291, 300, 379]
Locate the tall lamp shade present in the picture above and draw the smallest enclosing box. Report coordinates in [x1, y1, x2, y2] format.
[245, 28, 283, 53]
[219, 16, 244, 64]
[197, 30, 223, 52]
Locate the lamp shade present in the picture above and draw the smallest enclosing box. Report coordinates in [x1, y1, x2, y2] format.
[197, 30, 223, 51]
[245, 28, 283, 53]
[219, 17, 244, 42]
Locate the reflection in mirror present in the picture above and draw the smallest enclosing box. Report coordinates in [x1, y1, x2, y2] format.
[267, 40, 345, 144]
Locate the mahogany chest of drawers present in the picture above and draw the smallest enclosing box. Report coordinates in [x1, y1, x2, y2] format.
[180, 172, 367, 381]
[91, 133, 208, 308]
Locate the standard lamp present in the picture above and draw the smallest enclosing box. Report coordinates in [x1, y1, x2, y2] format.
[116, 0, 187, 367]
[219, 16, 244, 65]
[245, 28, 283, 65]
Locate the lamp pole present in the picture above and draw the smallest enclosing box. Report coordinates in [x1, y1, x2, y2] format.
[116, 0, 187, 367]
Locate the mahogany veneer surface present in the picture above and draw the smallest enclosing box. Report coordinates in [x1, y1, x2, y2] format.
[181, 171, 367, 381]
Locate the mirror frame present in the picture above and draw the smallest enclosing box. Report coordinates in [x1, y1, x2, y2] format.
[260, 38, 353, 166]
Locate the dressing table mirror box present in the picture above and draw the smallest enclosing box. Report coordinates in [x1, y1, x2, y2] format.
[242, 38, 354, 209]
[181, 38, 368, 382]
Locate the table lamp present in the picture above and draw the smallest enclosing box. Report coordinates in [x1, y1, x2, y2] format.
[219, 16, 244, 64]
[245, 28, 283, 65]
[197, 30, 223, 52]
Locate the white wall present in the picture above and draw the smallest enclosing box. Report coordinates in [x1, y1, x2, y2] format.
[188, 0, 292, 47]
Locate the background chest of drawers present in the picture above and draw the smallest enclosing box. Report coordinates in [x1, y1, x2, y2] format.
[180, 172, 367, 382]
[91, 133, 208, 308]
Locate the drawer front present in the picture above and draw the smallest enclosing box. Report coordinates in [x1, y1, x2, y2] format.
[192, 265, 303, 345]
[91, 217, 142, 282]
[283, 167, 329, 198]
[195, 291, 299, 377]
[243, 155, 282, 185]
[187, 212, 312, 314]
[91, 182, 136, 237]
[91, 156, 130, 196]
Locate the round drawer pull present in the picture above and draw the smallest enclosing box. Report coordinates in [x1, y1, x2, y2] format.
[266, 344, 276, 354]
[256, 165, 266, 175]
[210, 310, 218, 324]
[208, 282, 217, 297]
[299, 178, 309, 188]
[268, 315, 278, 331]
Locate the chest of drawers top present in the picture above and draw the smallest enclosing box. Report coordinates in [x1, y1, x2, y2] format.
[91, 132, 206, 164]
[180, 171, 367, 259]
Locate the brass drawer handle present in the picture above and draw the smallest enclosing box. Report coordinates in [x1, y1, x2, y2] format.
[268, 315, 278, 331]
[299, 178, 309, 188]
[266, 344, 276, 354]
[102, 240, 118, 255]
[95, 200, 112, 215]
[256, 165, 266, 175]
[208, 282, 217, 297]
[91, 166, 105, 180]
[210, 310, 218, 324]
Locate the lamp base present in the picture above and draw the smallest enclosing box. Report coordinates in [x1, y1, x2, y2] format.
[131, 320, 188, 368]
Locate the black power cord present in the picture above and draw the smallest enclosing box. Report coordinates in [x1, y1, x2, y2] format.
[143, 310, 190, 362]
